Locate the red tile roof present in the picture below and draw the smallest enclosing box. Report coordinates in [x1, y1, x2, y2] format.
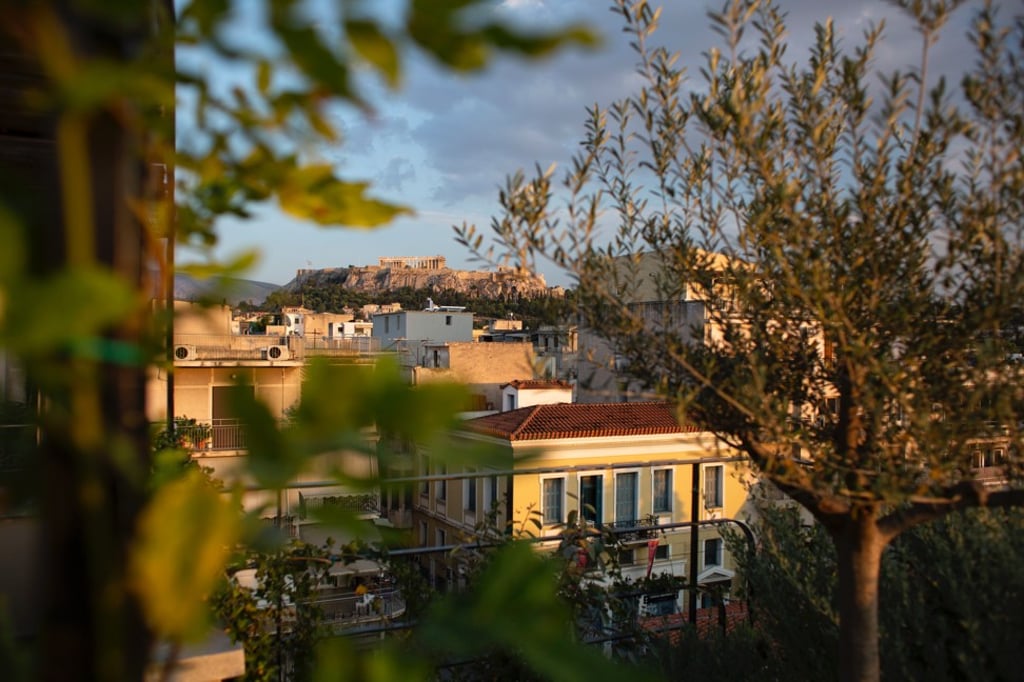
[464, 402, 700, 441]
[501, 379, 573, 390]
[642, 602, 750, 642]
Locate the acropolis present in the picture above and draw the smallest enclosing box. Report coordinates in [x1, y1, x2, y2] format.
[379, 256, 447, 270]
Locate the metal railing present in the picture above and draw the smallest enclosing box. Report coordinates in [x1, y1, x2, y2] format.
[172, 419, 247, 451]
[602, 516, 660, 544]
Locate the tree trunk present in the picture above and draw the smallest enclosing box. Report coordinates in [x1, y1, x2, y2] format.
[834, 513, 887, 682]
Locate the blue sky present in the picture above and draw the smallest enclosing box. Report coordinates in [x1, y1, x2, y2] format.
[188, 0, 979, 288]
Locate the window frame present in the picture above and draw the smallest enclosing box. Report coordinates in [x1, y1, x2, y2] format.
[703, 464, 724, 510]
[652, 467, 673, 514]
[614, 469, 640, 523]
[436, 462, 447, 505]
[482, 474, 500, 513]
[418, 454, 430, 497]
[464, 468, 477, 514]
[578, 471, 604, 524]
[540, 475, 566, 526]
[704, 537, 723, 568]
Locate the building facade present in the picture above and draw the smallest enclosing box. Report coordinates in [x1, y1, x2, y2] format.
[411, 402, 754, 602]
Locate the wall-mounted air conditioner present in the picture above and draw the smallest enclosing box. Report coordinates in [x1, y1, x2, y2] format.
[263, 345, 290, 361]
[173, 344, 198, 361]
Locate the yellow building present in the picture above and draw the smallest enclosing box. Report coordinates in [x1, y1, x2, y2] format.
[413, 401, 755, 600]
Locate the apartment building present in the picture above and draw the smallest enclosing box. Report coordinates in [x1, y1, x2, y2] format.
[147, 301, 380, 523]
[412, 401, 754, 604]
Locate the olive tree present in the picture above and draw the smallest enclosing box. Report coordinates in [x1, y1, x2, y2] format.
[459, 1, 1024, 680]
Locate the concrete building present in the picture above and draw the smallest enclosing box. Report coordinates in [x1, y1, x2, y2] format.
[500, 379, 573, 411]
[413, 341, 539, 411]
[147, 301, 380, 522]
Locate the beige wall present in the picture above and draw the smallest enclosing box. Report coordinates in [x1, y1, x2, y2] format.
[413, 342, 539, 409]
[173, 300, 233, 335]
[147, 365, 303, 422]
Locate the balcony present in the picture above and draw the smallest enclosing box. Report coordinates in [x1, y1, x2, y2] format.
[604, 515, 661, 545]
[168, 419, 247, 452]
[303, 336, 382, 358]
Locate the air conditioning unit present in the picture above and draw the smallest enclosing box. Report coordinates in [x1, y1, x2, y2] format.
[263, 345, 290, 361]
[173, 344, 198, 361]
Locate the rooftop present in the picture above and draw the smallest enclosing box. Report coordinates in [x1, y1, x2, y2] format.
[502, 379, 573, 390]
[464, 402, 699, 441]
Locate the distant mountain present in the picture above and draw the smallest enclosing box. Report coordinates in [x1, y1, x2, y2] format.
[173, 274, 281, 306]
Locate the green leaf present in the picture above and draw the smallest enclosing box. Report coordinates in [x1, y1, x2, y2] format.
[131, 469, 242, 641]
[235, 389, 302, 491]
[1, 266, 139, 357]
[257, 60, 271, 94]
[416, 542, 635, 680]
[346, 20, 401, 89]
[277, 164, 413, 226]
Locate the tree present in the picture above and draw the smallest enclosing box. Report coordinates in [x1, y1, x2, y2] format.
[0, 1, 596, 680]
[459, 1, 1024, 679]
[718, 505, 1024, 681]
[211, 541, 331, 682]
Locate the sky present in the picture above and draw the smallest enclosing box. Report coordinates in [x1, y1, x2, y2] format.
[192, 0, 982, 288]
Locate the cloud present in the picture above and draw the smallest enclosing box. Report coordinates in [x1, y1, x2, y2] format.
[217, 0, 998, 287]
[377, 157, 417, 192]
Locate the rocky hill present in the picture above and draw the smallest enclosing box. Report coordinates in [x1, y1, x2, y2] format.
[283, 263, 562, 300]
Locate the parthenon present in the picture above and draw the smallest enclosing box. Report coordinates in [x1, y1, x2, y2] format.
[378, 255, 447, 270]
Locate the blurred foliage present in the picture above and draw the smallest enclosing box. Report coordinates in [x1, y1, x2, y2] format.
[0, 0, 599, 680]
[211, 541, 331, 682]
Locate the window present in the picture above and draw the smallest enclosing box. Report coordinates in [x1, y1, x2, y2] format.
[580, 474, 603, 523]
[419, 521, 428, 545]
[654, 545, 670, 560]
[617, 548, 636, 566]
[384, 317, 390, 333]
[974, 448, 1005, 468]
[653, 468, 672, 514]
[465, 470, 477, 513]
[436, 463, 447, 501]
[505, 394, 516, 411]
[436, 529, 447, 547]
[542, 477, 565, 525]
[615, 471, 638, 522]
[418, 455, 429, 497]
[704, 465, 724, 509]
[483, 475, 500, 511]
[704, 537, 722, 567]
[643, 593, 677, 617]
[445, 315, 452, 326]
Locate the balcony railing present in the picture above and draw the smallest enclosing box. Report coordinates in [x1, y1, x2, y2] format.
[603, 516, 660, 544]
[170, 419, 247, 452]
[304, 336, 382, 356]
